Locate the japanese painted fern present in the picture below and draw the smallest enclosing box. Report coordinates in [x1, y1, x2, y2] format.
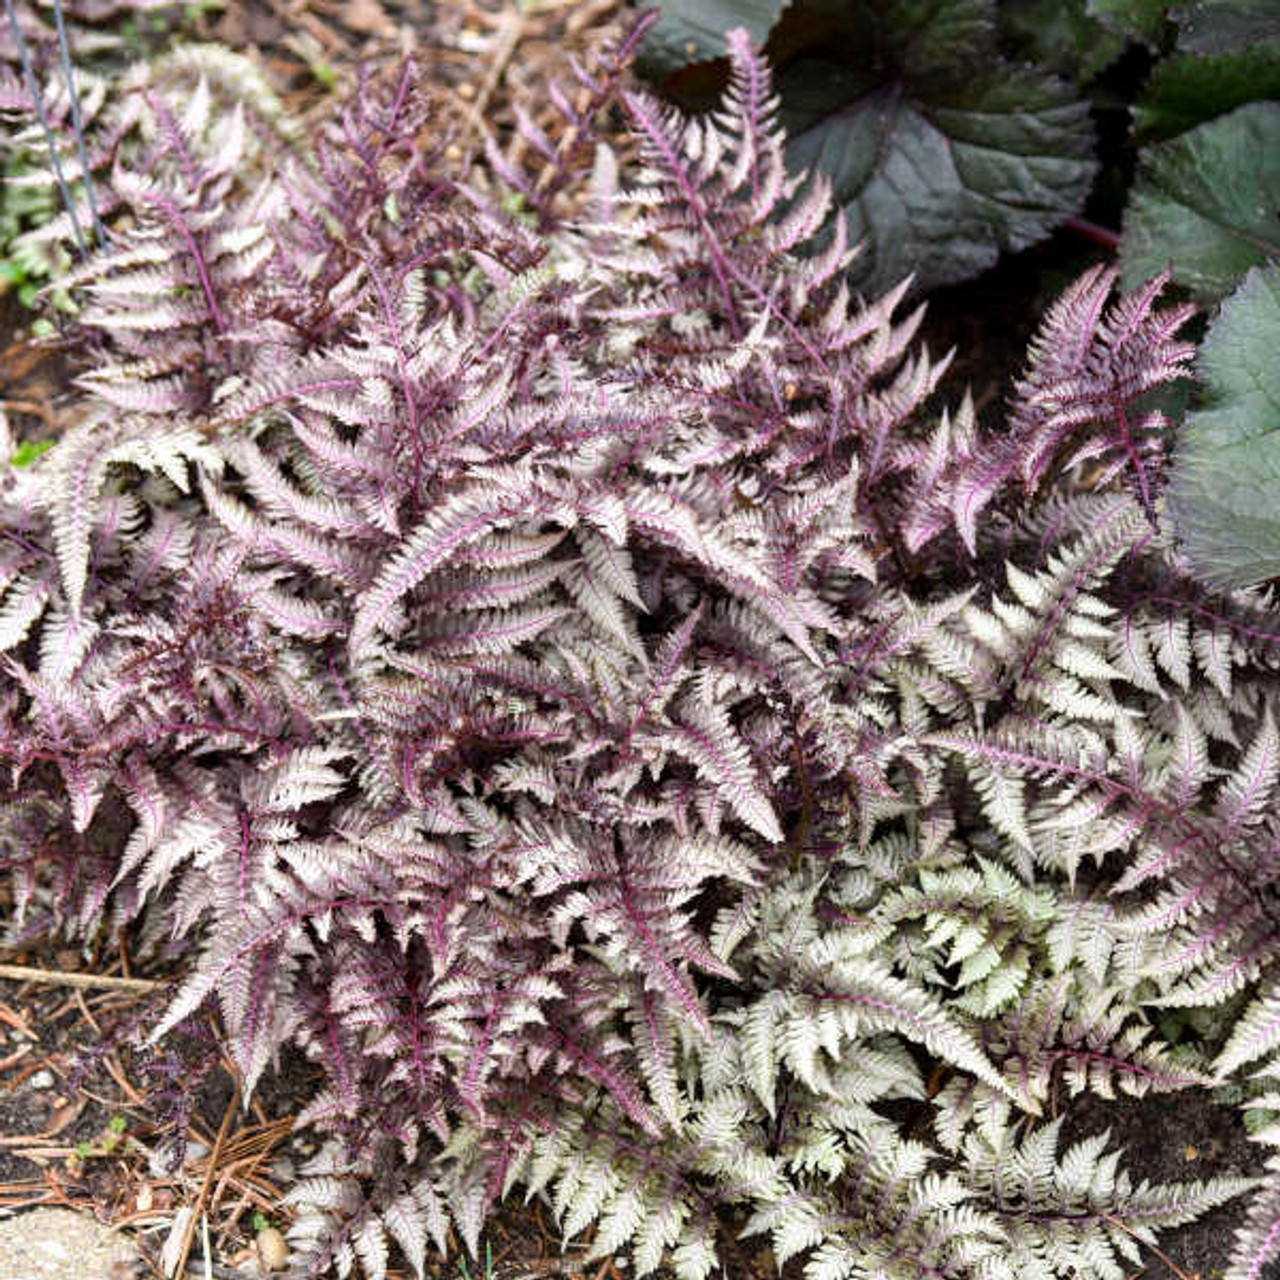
[2, 22, 1277, 1280]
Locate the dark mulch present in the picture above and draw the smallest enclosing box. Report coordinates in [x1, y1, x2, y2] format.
[1060, 1089, 1266, 1280]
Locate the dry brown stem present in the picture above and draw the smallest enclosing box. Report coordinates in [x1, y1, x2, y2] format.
[172, 1078, 240, 1280]
[0, 963, 161, 993]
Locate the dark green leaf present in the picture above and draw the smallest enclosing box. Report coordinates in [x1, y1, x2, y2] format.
[855, 0, 994, 76]
[767, 0, 996, 76]
[1001, 0, 1126, 82]
[640, 0, 1094, 295]
[783, 63, 1095, 297]
[1133, 47, 1280, 143]
[1172, 0, 1280, 53]
[1121, 102, 1280, 301]
[1086, 0, 1170, 44]
[639, 0, 788, 76]
[1170, 264, 1280, 588]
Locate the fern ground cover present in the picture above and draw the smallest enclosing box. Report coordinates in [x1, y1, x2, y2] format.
[2, 3, 1280, 1280]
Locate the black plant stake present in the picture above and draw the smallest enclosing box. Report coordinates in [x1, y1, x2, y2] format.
[2, 0, 97, 255]
[51, 0, 106, 245]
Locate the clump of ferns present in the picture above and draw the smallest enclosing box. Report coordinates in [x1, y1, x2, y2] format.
[4, 13, 1280, 1280]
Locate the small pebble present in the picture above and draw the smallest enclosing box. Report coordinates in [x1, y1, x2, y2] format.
[29, 1069, 55, 1090]
[255, 1226, 290, 1272]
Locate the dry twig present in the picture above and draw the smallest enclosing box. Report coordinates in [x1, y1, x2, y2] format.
[172, 1079, 240, 1280]
[0, 963, 161, 993]
[1103, 1214, 1199, 1280]
[459, 5, 527, 146]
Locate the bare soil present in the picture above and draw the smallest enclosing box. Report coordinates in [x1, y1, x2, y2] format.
[1062, 1089, 1267, 1280]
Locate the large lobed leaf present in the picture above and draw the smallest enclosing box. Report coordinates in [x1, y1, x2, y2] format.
[1170, 264, 1280, 589]
[1172, 0, 1280, 54]
[1122, 102, 1280, 303]
[641, 0, 1096, 298]
[779, 6, 1095, 297]
[1132, 45, 1280, 144]
[638, 0, 788, 76]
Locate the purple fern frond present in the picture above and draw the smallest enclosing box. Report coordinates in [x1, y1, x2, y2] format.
[928, 267, 1195, 552]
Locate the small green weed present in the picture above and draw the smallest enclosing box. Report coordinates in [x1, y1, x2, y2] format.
[9, 441, 53, 468]
[458, 1240, 494, 1280]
